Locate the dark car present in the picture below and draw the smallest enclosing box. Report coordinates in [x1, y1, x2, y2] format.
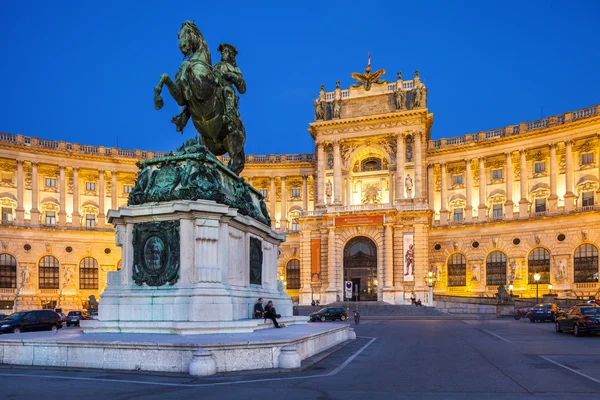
[66, 311, 89, 327]
[0, 310, 63, 334]
[555, 305, 600, 337]
[528, 303, 563, 322]
[309, 307, 348, 322]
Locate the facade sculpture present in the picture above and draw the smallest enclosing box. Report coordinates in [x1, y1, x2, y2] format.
[314, 99, 326, 120]
[394, 88, 406, 110]
[405, 174, 413, 193]
[332, 100, 342, 119]
[412, 83, 426, 109]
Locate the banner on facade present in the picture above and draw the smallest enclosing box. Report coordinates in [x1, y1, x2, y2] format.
[403, 233, 415, 282]
[335, 215, 384, 226]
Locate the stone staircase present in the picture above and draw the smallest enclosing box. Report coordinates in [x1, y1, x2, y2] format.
[294, 301, 450, 317]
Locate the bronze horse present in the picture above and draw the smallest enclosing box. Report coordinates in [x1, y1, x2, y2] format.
[153, 21, 246, 175]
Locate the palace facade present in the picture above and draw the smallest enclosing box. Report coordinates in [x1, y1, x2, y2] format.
[1, 66, 599, 311]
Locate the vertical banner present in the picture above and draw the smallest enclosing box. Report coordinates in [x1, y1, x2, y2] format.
[403, 233, 414, 282]
[311, 238, 321, 282]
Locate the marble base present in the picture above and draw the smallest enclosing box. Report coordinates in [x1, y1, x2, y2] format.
[0, 323, 353, 375]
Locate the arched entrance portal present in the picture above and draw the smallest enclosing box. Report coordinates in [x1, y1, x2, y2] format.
[343, 236, 378, 301]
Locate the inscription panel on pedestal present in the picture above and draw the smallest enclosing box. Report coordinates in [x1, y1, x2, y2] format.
[132, 221, 180, 287]
[249, 237, 263, 285]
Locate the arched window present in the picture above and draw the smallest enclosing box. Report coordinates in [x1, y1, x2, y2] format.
[574, 244, 599, 283]
[0, 253, 17, 288]
[447, 253, 467, 287]
[486, 251, 507, 286]
[286, 259, 300, 290]
[79, 257, 99, 289]
[39, 255, 59, 289]
[528, 248, 550, 284]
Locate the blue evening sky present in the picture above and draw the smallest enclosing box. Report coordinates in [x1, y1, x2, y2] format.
[1, 1, 599, 155]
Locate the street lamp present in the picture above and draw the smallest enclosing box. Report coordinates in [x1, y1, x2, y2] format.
[508, 282, 514, 296]
[548, 283, 553, 294]
[534, 272, 541, 304]
[427, 271, 434, 307]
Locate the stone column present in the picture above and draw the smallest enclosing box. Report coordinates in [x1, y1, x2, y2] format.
[111, 170, 118, 210]
[270, 177, 276, 218]
[317, 142, 325, 207]
[478, 158, 487, 221]
[345, 177, 351, 206]
[333, 139, 342, 205]
[30, 162, 40, 224]
[439, 162, 449, 224]
[564, 140, 575, 211]
[58, 165, 67, 225]
[504, 152, 514, 219]
[465, 159, 473, 222]
[15, 160, 24, 223]
[414, 131, 423, 199]
[98, 169, 105, 227]
[395, 133, 405, 201]
[299, 230, 313, 304]
[72, 167, 80, 226]
[548, 143, 558, 211]
[280, 176, 287, 231]
[427, 163, 434, 208]
[326, 226, 337, 303]
[388, 170, 394, 204]
[519, 149, 529, 218]
[302, 175, 308, 211]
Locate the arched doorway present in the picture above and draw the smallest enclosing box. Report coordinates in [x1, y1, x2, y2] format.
[343, 236, 378, 301]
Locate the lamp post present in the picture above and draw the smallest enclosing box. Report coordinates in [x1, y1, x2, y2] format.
[548, 283, 553, 294]
[427, 271, 434, 307]
[508, 282, 514, 297]
[534, 272, 541, 304]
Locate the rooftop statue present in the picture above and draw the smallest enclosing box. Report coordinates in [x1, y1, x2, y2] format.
[153, 21, 246, 175]
[350, 53, 388, 91]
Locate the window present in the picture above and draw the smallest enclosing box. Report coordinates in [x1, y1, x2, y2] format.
[453, 175, 463, 185]
[486, 251, 507, 286]
[1, 172, 12, 183]
[286, 259, 300, 289]
[582, 192, 594, 207]
[528, 248, 550, 284]
[0, 253, 17, 288]
[79, 257, 99, 289]
[259, 189, 268, 199]
[45, 178, 56, 188]
[1, 207, 13, 223]
[581, 153, 594, 165]
[45, 211, 56, 225]
[86, 182, 96, 191]
[86, 214, 96, 227]
[492, 169, 503, 180]
[535, 199, 546, 213]
[447, 253, 466, 286]
[453, 208, 463, 221]
[123, 185, 133, 194]
[574, 244, 599, 283]
[39, 255, 59, 289]
[534, 162, 545, 173]
[492, 204, 503, 218]
[291, 188, 301, 198]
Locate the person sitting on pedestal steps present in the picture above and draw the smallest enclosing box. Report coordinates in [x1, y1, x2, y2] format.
[265, 300, 284, 328]
[253, 297, 265, 319]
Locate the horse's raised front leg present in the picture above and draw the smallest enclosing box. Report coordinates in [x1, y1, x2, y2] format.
[154, 74, 186, 110]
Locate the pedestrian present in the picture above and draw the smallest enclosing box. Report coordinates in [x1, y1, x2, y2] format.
[253, 297, 264, 319]
[264, 300, 283, 328]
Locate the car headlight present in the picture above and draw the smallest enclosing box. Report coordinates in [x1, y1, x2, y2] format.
[1, 324, 9, 328]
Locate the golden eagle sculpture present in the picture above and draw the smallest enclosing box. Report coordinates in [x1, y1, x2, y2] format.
[350, 53, 387, 91]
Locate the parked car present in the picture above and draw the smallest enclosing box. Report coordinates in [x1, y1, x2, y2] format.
[66, 311, 89, 327]
[0, 310, 63, 334]
[555, 304, 600, 337]
[0, 313, 7, 320]
[309, 307, 348, 322]
[528, 303, 563, 322]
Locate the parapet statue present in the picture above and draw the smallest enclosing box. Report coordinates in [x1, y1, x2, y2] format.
[314, 99, 326, 120]
[412, 82, 427, 109]
[154, 21, 247, 175]
[394, 88, 406, 110]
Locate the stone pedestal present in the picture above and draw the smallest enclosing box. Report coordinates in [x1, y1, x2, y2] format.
[84, 200, 293, 334]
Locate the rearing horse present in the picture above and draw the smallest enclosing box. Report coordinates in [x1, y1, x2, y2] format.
[153, 21, 246, 175]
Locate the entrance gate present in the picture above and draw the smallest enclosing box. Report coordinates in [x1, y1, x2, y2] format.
[343, 236, 378, 301]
